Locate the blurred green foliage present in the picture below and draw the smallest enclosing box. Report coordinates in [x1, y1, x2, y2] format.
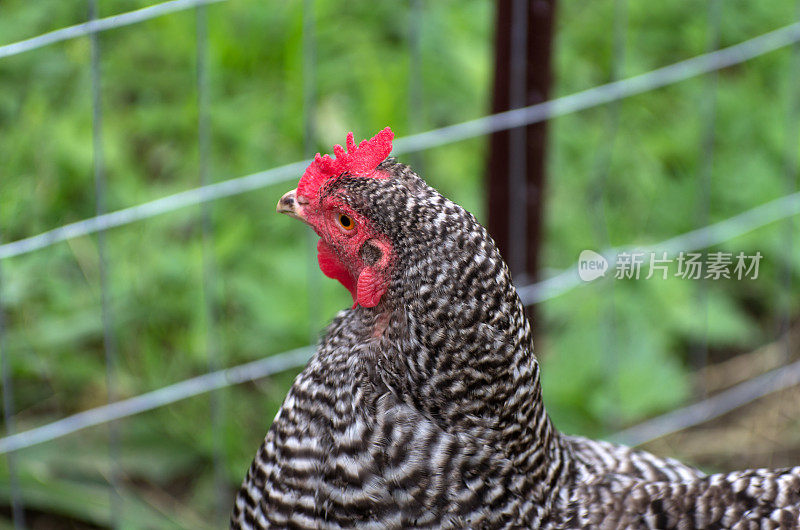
[0, 0, 798, 527]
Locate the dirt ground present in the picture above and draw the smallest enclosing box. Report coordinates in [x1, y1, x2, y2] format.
[641, 330, 800, 473]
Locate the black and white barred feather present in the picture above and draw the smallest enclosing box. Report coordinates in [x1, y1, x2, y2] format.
[231, 159, 800, 529]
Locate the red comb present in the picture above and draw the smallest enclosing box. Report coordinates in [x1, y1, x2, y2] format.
[297, 127, 394, 200]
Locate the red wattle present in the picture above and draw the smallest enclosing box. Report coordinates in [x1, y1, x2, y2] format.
[317, 240, 356, 301]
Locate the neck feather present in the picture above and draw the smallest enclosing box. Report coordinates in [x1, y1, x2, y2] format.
[372, 188, 559, 474]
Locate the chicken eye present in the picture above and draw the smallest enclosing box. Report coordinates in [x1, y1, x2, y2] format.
[338, 213, 355, 231]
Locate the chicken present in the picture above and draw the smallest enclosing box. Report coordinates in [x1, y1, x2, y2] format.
[231, 128, 800, 529]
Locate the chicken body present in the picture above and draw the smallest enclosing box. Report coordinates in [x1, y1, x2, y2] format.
[232, 137, 800, 529]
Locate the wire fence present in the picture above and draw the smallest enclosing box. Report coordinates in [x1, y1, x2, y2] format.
[87, 0, 122, 524]
[613, 357, 800, 447]
[1, 185, 798, 456]
[2, 20, 800, 262]
[1, 1, 799, 526]
[0, 346, 314, 455]
[0, 0, 225, 60]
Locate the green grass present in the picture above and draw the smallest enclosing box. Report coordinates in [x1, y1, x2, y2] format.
[1, 0, 799, 526]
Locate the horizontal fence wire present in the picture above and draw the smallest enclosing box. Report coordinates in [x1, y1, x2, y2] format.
[392, 21, 800, 152]
[0, 0, 226, 60]
[1, 20, 800, 261]
[517, 189, 800, 305]
[0, 347, 314, 454]
[0, 160, 309, 261]
[2, 188, 799, 455]
[613, 358, 800, 447]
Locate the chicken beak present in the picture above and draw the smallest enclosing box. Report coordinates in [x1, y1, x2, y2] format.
[276, 188, 306, 221]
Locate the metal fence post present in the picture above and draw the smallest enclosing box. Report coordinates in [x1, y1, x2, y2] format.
[487, 0, 556, 291]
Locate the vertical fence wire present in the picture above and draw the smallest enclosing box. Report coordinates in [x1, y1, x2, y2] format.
[303, 0, 320, 342]
[508, 0, 529, 283]
[778, 1, 800, 362]
[693, 0, 722, 397]
[591, 0, 627, 431]
[408, 0, 424, 172]
[195, 3, 227, 522]
[88, 0, 122, 526]
[0, 244, 25, 529]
